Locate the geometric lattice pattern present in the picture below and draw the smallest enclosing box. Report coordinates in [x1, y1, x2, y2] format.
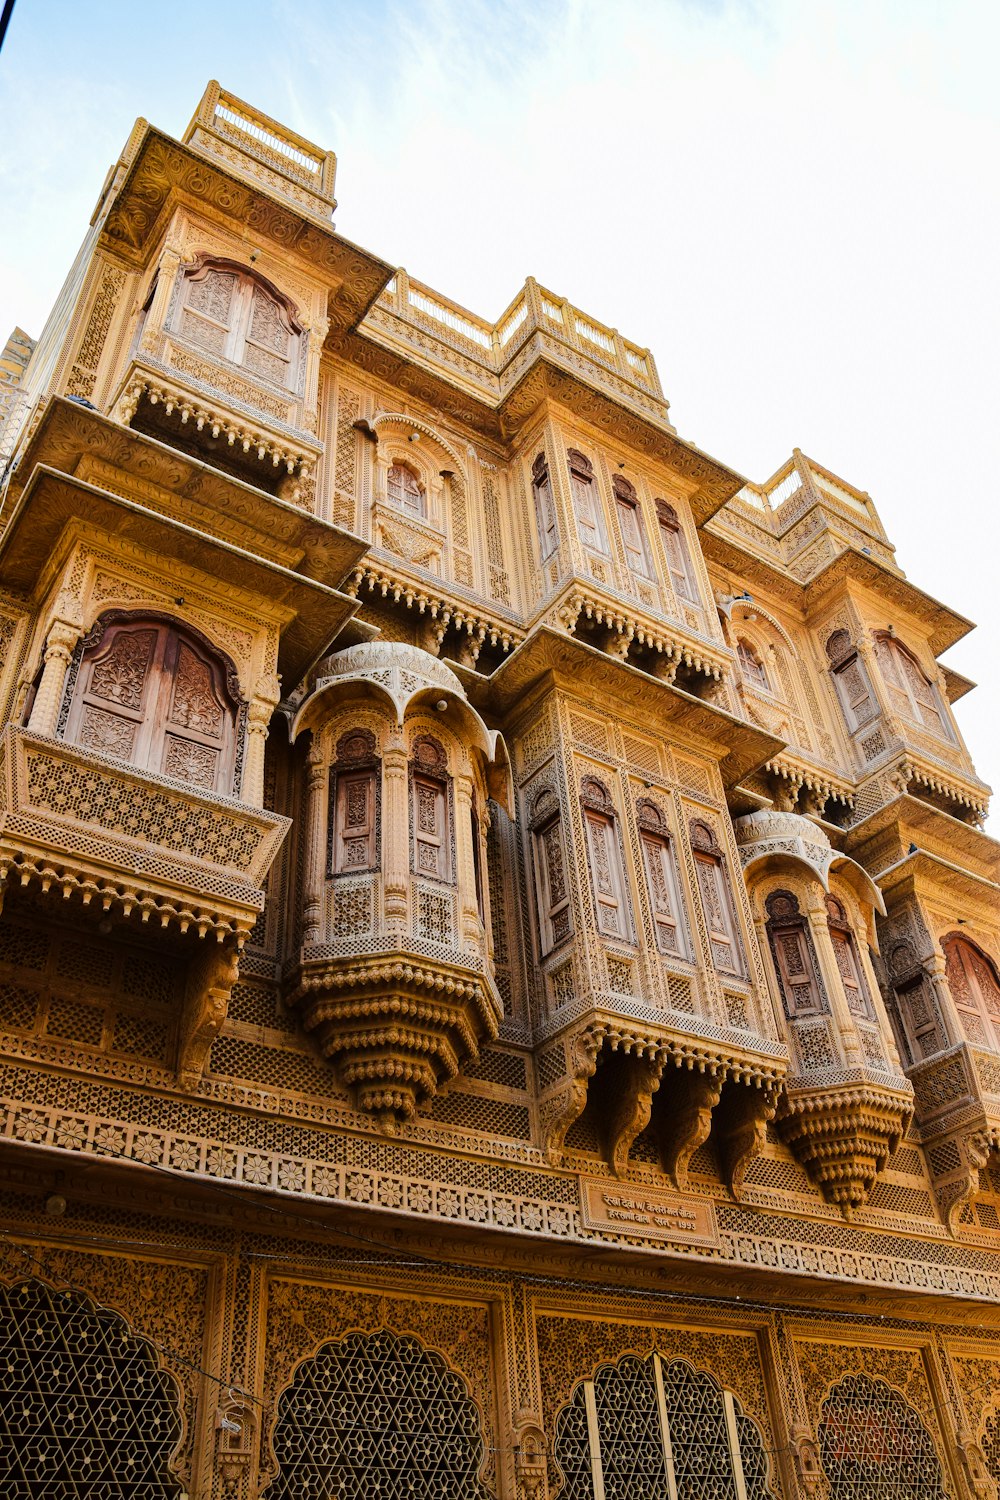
[819, 1373, 947, 1500]
[0, 1279, 182, 1498]
[263, 1329, 491, 1500]
[552, 1352, 774, 1499]
[983, 1405, 1000, 1490]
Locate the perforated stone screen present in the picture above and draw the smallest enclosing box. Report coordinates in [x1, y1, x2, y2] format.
[819, 1372, 947, 1499]
[0, 1279, 182, 1498]
[552, 1351, 774, 1499]
[262, 1327, 492, 1499]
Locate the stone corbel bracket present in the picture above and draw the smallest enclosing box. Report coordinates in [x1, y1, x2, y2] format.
[540, 1017, 785, 1190]
[931, 1124, 999, 1237]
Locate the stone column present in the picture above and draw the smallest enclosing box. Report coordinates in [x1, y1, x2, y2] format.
[805, 890, 863, 1067]
[301, 739, 327, 947]
[382, 728, 410, 938]
[139, 239, 186, 357]
[454, 772, 482, 949]
[28, 609, 83, 737]
[242, 674, 281, 807]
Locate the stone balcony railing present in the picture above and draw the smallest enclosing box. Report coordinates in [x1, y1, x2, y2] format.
[184, 81, 338, 223]
[0, 726, 289, 945]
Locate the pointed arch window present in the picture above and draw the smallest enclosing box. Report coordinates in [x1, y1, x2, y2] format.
[387, 462, 426, 518]
[179, 258, 302, 390]
[567, 449, 609, 553]
[874, 632, 950, 738]
[328, 728, 380, 876]
[826, 895, 875, 1020]
[826, 629, 878, 735]
[530, 788, 572, 955]
[690, 819, 744, 976]
[737, 638, 771, 693]
[612, 475, 652, 578]
[765, 889, 827, 1017]
[581, 777, 630, 941]
[637, 798, 687, 957]
[531, 453, 559, 562]
[656, 500, 700, 605]
[410, 735, 452, 883]
[943, 935, 1000, 1049]
[63, 612, 241, 794]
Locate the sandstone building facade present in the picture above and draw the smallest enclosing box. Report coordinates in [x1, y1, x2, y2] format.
[0, 82, 998, 1499]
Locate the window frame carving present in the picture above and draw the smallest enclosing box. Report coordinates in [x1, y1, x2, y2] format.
[60, 608, 245, 797]
[656, 499, 701, 606]
[580, 776, 632, 944]
[942, 932, 1000, 1049]
[531, 452, 559, 563]
[737, 636, 771, 694]
[690, 818, 745, 977]
[529, 786, 572, 958]
[386, 460, 427, 520]
[636, 797, 688, 958]
[612, 474, 652, 580]
[825, 895, 875, 1020]
[825, 630, 878, 736]
[764, 888, 830, 1019]
[567, 448, 610, 556]
[409, 734, 454, 886]
[175, 254, 303, 392]
[327, 727, 382, 878]
[873, 629, 952, 740]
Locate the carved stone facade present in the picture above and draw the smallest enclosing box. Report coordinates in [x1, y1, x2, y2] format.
[0, 80, 997, 1499]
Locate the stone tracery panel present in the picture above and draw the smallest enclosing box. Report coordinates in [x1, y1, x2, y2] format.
[0, 1278, 185, 1499]
[818, 1372, 948, 1499]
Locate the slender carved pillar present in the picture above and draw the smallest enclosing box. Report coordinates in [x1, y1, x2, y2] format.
[28, 613, 82, 736]
[804, 890, 864, 1066]
[139, 239, 185, 355]
[454, 773, 481, 948]
[301, 739, 327, 947]
[242, 673, 280, 807]
[382, 728, 410, 936]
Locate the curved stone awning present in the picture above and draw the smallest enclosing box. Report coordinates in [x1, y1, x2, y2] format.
[733, 808, 885, 916]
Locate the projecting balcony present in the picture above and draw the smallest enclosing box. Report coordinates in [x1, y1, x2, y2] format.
[0, 726, 288, 946]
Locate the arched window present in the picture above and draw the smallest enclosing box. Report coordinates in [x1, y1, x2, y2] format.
[567, 449, 608, 553]
[943, 935, 1000, 1048]
[765, 889, 828, 1018]
[263, 1329, 490, 1500]
[874, 632, 950, 739]
[531, 453, 558, 562]
[612, 475, 651, 578]
[637, 798, 687, 957]
[0, 1280, 183, 1499]
[328, 728, 380, 875]
[690, 819, 744, 975]
[825, 630, 877, 735]
[179, 258, 302, 389]
[387, 462, 426, 518]
[826, 896, 875, 1020]
[553, 1352, 775, 1500]
[410, 735, 452, 883]
[737, 638, 770, 692]
[63, 612, 241, 794]
[656, 500, 700, 605]
[530, 787, 571, 955]
[819, 1373, 947, 1500]
[581, 777, 630, 941]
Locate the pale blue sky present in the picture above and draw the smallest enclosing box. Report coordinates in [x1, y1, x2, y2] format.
[2, 0, 998, 813]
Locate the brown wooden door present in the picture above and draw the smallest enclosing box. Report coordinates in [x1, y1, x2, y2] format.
[65, 620, 236, 793]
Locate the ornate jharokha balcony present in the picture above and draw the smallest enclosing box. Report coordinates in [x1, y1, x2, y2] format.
[0, 726, 288, 945]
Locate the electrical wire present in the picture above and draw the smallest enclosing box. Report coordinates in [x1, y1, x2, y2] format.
[0, 0, 16, 56]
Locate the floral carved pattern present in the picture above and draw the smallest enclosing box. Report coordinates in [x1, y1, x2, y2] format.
[78, 706, 136, 760]
[169, 644, 223, 735]
[89, 629, 156, 709]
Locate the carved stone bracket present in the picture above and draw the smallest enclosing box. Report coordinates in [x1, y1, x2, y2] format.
[513, 1415, 548, 1500]
[655, 1064, 722, 1190]
[178, 940, 241, 1089]
[540, 1027, 601, 1164]
[713, 1078, 781, 1200]
[776, 1078, 914, 1211]
[929, 1124, 998, 1237]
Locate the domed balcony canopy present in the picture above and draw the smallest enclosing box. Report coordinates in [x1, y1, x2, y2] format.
[734, 809, 885, 917]
[291, 641, 514, 813]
